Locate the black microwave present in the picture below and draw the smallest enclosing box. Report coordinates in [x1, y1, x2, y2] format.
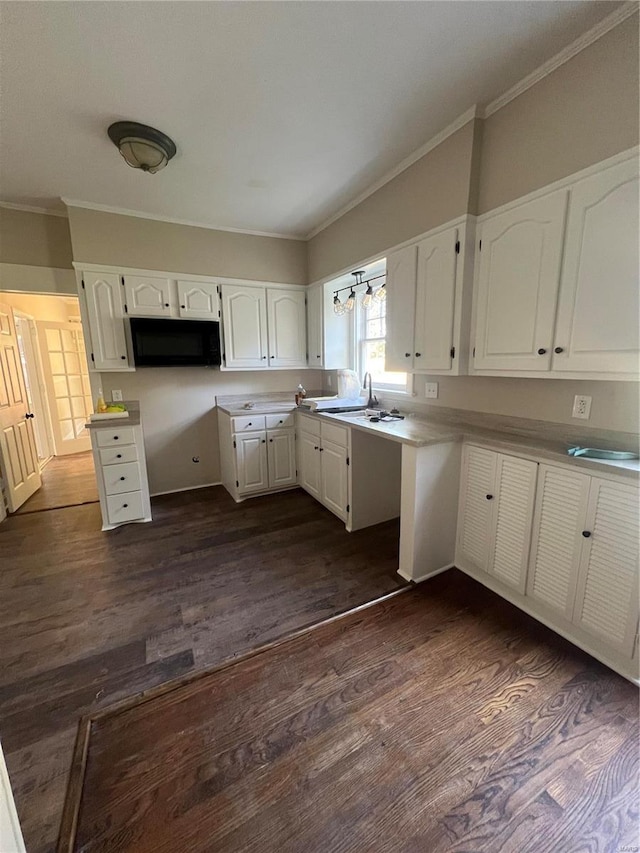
[130, 318, 221, 367]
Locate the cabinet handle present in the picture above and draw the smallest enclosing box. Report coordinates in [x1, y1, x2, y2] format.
[314, 446, 318, 450]
[269, 438, 273, 443]
[415, 353, 421, 358]
[113, 436, 119, 440]
[262, 355, 267, 360]
[247, 422, 252, 426]
[582, 530, 592, 538]
[116, 454, 122, 458]
[121, 355, 126, 360]
[319, 448, 324, 452]
[120, 476, 126, 481]
[537, 348, 547, 355]
[278, 420, 283, 424]
[123, 503, 128, 508]
[405, 352, 411, 358]
[316, 355, 321, 358]
[261, 439, 266, 444]
[165, 303, 170, 307]
[554, 347, 564, 354]
[181, 304, 185, 309]
[486, 494, 493, 500]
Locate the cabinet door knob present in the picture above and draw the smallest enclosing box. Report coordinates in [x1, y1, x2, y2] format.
[405, 352, 411, 358]
[537, 348, 547, 355]
[181, 305, 186, 309]
[486, 494, 494, 500]
[121, 355, 126, 360]
[116, 454, 122, 458]
[582, 530, 592, 538]
[120, 476, 126, 481]
[269, 438, 273, 443]
[319, 448, 324, 452]
[113, 436, 119, 440]
[165, 303, 170, 307]
[554, 347, 564, 354]
[415, 353, 421, 358]
[314, 446, 318, 450]
[261, 439, 266, 444]
[262, 355, 267, 360]
[123, 503, 128, 508]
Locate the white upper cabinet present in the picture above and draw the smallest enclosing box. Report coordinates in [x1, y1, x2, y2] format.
[552, 158, 640, 375]
[177, 281, 220, 320]
[473, 189, 568, 371]
[306, 284, 323, 368]
[266, 288, 307, 368]
[385, 244, 417, 372]
[221, 284, 268, 369]
[123, 275, 172, 317]
[83, 272, 131, 370]
[414, 228, 459, 372]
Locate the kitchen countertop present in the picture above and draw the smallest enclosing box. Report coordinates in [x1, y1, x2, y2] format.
[85, 401, 141, 430]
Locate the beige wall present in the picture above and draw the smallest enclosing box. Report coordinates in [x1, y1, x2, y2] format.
[67, 207, 307, 284]
[99, 368, 324, 494]
[0, 291, 79, 324]
[477, 13, 639, 214]
[0, 208, 73, 269]
[307, 120, 479, 283]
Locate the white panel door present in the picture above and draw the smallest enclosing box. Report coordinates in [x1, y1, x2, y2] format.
[236, 431, 268, 494]
[0, 302, 41, 511]
[413, 228, 458, 371]
[267, 430, 296, 488]
[37, 322, 92, 456]
[221, 285, 268, 369]
[266, 289, 306, 368]
[553, 158, 640, 374]
[298, 431, 321, 499]
[320, 439, 348, 521]
[572, 478, 639, 657]
[385, 244, 417, 372]
[84, 272, 130, 370]
[177, 281, 219, 320]
[473, 189, 568, 371]
[123, 275, 172, 317]
[306, 284, 323, 367]
[456, 445, 497, 572]
[527, 465, 591, 618]
[488, 454, 538, 593]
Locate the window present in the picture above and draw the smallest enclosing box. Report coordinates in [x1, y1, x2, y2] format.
[357, 281, 409, 392]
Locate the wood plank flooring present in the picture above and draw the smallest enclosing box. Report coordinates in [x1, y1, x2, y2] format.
[64, 571, 640, 853]
[0, 486, 404, 853]
[16, 451, 98, 514]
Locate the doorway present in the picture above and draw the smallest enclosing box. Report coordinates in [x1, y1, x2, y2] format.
[0, 292, 98, 516]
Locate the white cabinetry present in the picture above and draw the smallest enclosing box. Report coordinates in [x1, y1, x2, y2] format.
[385, 245, 417, 371]
[297, 414, 349, 522]
[306, 284, 323, 367]
[266, 289, 306, 368]
[305, 282, 350, 370]
[473, 190, 568, 372]
[177, 281, 219, 320]
[83, 271, 132, 371]
[236, 431, 269, 494]
[123, 275, 172, 317]
[298, 429, 321, 498]
[267, 429, 297, 488]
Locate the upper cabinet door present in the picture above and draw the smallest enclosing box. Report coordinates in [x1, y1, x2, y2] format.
[385, 245, 417, 372]
[84, 272, 131, 370]
[266, 289, 307, 368]
[572, 478, 640, 658]
[123, 275, 172, 317]
[553, 159, 639, 375]
[306, 284, 323, 367]
[473, 189, 568, 371]
[221, 285, 268, 369]
[177, 281, 219, 320]
[414, 228, 458, 372]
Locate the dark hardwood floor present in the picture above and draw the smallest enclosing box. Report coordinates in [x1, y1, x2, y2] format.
[64, 571, 639, 853]
[0, 486, 405, 853]
[16, 451, 98, 514]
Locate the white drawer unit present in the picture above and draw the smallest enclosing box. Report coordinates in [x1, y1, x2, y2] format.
[231, 414, 266, 432]
[99, 445, 138, 466]
[90, 417, 152, 531]
[266, 412, 295, 429]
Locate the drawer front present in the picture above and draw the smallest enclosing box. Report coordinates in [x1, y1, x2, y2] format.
[103, 461, 141, 495]
[266, 412, 295, 430]
[106, 491, 144, 525]
[100, 445, 138, 466]
[297, 413, 320, 438]
[95, 426, 136, 447]
[321, 421, 349, 448]
[231, 414, 266, 432]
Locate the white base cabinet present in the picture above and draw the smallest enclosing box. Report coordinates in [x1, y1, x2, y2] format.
[456, 443, 640, 683]
[297, 414, 349, 522]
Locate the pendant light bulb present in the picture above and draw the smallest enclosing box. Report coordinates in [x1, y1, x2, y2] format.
[345, 289, 356, 312]
[333, 294, 345, 315]
[361, 283, 374, 309]
[374, 281, 387, 302]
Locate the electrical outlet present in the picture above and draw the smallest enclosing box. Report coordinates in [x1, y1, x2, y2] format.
[572, 394, 592, 420]
[111, 389, 123, 402]
[425, 382, 439, 399]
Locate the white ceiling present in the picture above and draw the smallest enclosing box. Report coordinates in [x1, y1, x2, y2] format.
[0, 1, 621, 238]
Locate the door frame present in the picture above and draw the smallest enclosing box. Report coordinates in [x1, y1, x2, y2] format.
[13, 310, 54, 466]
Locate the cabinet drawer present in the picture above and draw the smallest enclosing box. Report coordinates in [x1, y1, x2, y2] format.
[232, 414, 266, 432]
[297, 413, 320, 437]
[95, 426, 136, 447]
[106, 491, 144, 524]
[99, 445, 138, 466]
[266, 412, 295, 429]
[103, 461, 141, 495]
[321, 421, 348, 448]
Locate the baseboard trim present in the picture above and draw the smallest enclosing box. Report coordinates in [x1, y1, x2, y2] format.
[398, 563, 455, 584]
[150, 481, 222, 498]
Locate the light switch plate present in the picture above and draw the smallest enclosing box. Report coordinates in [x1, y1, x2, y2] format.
[572, 394, 592, 419]
[111, 389, 123, 402]
[425, 382, 439, 399]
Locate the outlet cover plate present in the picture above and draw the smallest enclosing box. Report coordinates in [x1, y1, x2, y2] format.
[425, 382, 439, 399]
[111, 389, 123, 402]
[572, 394, 592, 420]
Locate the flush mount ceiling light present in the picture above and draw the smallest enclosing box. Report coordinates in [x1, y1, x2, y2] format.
[107, 121, 176, 174]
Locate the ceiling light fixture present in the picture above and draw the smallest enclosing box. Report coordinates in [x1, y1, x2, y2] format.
[333, 294, 345, 316]
[107, 121, 177, 174]
[374, 280, 387, 302]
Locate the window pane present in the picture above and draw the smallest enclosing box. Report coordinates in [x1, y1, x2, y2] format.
[362, 340, 406, 387]
[366, 317, 385, 338]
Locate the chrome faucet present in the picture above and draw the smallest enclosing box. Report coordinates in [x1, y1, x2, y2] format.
[363, 372, 378, 408]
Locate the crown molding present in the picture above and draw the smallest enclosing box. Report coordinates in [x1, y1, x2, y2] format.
[0, 201, 68, 218]
[61, 198, 304, 241]
[305, 105, 480, 240]
[481, 2, 639, 118]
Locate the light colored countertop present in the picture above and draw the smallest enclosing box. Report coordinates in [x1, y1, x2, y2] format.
[85, 402, 141, 430]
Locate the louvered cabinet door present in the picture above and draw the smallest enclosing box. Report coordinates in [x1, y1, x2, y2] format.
[488, 455, 538, 593]
[572, 479, 640, 657]
[456, 445, 497, 572]
[527, 465, 590, 618]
